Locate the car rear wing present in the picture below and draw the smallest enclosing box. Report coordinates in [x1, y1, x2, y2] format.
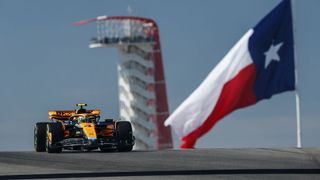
[48, 109, 101, 120]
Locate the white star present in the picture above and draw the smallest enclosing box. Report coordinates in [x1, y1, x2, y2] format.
[264, 42, 283, 68]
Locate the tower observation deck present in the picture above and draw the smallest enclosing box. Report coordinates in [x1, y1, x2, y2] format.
[75, 16, 173, 150]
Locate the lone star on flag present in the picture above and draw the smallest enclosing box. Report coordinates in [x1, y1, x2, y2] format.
[264, 42, 283, 68]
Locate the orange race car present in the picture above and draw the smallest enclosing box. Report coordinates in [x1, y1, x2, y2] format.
[34, 104, 135, 153]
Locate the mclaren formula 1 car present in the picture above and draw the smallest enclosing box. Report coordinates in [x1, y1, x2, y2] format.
[34, 104, 135, 153]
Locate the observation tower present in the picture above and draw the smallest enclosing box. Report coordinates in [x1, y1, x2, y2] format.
[75, 16, 173, 150]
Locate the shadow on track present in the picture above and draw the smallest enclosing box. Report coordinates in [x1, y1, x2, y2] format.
[60, 150, 151, 154]
[1, 169, 320, 179]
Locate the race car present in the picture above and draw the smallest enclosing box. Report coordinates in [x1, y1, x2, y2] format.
[34, 104, 135, 153]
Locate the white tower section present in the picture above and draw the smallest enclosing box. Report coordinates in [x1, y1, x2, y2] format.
[117, 45, 156, 149]
[75, 16, 173, 150]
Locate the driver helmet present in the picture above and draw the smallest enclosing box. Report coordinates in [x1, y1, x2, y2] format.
[77, 116, 86, 123]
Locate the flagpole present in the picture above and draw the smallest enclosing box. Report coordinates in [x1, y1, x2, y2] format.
[291, 0, 302, 148]
[295, 90, 302, 149]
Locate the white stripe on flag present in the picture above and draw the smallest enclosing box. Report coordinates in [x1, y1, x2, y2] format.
[165, 29, 254, 139]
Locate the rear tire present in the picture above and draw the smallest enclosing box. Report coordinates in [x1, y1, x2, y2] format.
[117, 144, 133, 152]
[34, 122, 47, 152]
[46, 123, 64, 153]
[116, 121, 134, 152]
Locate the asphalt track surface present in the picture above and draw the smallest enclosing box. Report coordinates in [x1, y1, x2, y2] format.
[0, 148, 320, 179]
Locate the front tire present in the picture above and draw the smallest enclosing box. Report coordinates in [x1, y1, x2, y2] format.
[46, 123, 64, 153]
[116, 121, 134, 152]
[34, 122, 47, 152]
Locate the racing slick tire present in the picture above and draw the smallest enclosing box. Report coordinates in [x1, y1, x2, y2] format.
[116, 121, 134, 152]
[34, 122, 48, 152]
[46, 123, 64, 153]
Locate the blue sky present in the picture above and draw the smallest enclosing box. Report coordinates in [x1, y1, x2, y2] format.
[0, 0, 319, 150]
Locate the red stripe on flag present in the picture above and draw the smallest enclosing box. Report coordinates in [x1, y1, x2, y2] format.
[181, 64, 257, 148]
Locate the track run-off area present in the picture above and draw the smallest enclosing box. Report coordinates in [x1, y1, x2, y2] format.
[0, 148, 320, 179]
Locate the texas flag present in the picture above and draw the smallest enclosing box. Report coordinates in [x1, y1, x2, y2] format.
[164, 0, 295, 148]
